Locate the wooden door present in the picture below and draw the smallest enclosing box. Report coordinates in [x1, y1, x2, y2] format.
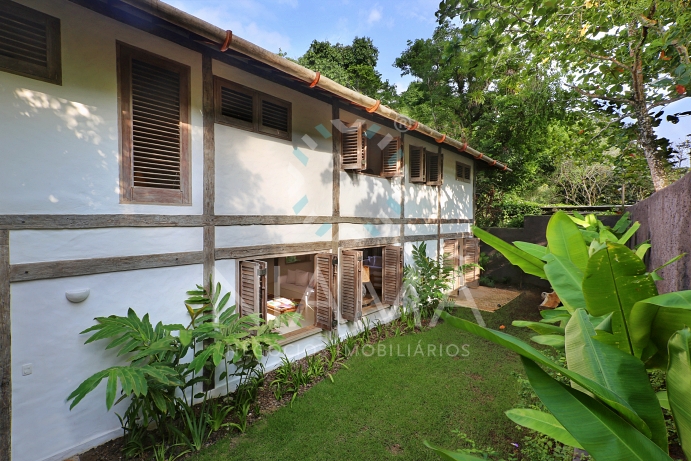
[340, 250, 363, 321]
[462, 238, 480, 287]
[314, 253, 336, 330]
[382, 245, 403, 306]
[443, 239, 461, 291]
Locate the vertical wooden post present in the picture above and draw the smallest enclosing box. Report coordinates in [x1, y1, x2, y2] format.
[331, 100, 341, 321]
[437, 146, 442, 258]
[202, 54, 215, 289]
[0, 229, 11, 460]
[400, 133, 406, 242]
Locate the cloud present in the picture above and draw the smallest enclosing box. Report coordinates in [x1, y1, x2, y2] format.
[367, 7, 382, 25]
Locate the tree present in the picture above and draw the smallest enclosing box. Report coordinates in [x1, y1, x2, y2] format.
[438, 0, 691, 190]
[296, 37, 397, 105]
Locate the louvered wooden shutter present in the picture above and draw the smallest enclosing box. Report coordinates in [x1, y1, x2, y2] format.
[314, 253, 336, 330]
[340, 250, 363, 321]
[382, 245, 403, 306]
[456, 162, 471, 182]
[238, 260, 268, 318]
[216, 79, 255, 131]
[464, 164, 471, 181]
[443, 239, 461, 290]
[119, 44, 190, 204]
[341, 121, 367, 170]
[462, 238, 480, 287]
[409, 146, 426, 183]
[259, 94, 291, 139]
[426, 152, 443, 186]
[0, 1, 61, 85]
[381, 136, 403, 178]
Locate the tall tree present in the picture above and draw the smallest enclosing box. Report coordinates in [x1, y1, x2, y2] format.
[438, 0, 691, 190]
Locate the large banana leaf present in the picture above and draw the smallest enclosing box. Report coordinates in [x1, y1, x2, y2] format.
[543, 254, 587, 313]
[565, 309, 668, 450]
[423, 441, 483, 460]
[472, 226, 546, 279]
[513, 241, 549, 259]
[546, 211, 589, 273]
[630, 291, 691, 366]
[582, 242, 658, 354]
[522, 357, 673, 461]
[666, 328, 691, 460]
[440, 312, 652, 437]
[512, 320, 565, 335]
[505, 408, 582, 448]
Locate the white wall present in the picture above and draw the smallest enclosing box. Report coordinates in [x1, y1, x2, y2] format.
[338, 223, 399, 241]
[216, 224, 331, 248]
[441, 148, 474, 220]
[11, 265, 203, 461]
[403, 136, 438, 220]
[213, 61, 333, 217]
[0, 0, 204, 215]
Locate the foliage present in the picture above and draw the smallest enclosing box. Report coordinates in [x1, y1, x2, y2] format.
[476, 198, 544, 228]
[431, 211, 691, 460]
[403, 242, 455, 318]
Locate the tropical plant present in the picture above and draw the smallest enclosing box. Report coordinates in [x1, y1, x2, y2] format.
[429, 211, 691, 460]
[404, 242, 455, 318]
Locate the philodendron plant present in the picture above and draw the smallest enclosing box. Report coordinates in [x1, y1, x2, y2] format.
[427, 211, 691, 461]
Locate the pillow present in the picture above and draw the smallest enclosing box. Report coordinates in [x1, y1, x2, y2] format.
[286, 269, 297, 284]
[296, 270, 310, 287]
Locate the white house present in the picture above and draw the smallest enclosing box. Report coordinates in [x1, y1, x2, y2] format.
[0, 0, 510, 459]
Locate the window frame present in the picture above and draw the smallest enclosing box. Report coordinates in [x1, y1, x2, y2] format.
[425, 151, 443, 186]
[214, 76, 292, 141]
[117, 42, 192, 205]
[0, 1, 61, 85]
[456, 161, 472, 183]
[408, 145, 426, 184]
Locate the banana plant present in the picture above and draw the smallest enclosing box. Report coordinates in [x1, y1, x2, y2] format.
[428, 211, 691, 460]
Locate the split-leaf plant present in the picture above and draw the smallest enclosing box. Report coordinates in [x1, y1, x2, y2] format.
[66, 279, 299, 450]
[428, 211, 691, 461]
[404, 241, 455, 319]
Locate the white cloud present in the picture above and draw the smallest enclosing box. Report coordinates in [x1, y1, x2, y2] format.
[367, 7, 382, 25]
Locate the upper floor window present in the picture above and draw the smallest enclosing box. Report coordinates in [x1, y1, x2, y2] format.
[117, 43, 191, 205]
[409, 145, 443, 185]
[0, 1, 61, 85]
[340, 121, 402, 178]
[214, 77, 292, 141]
[456, 161, 471, 183]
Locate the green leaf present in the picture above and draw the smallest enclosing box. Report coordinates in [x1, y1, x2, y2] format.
[512, 320, 565, 335]
[472, 226, 546, 279]
[583, 243, 658, 354]
[617, 222, 640, 245]
[106, 369, 118, 410]
[513, 241, 549, 259]
[423, 441, 484, 460]
[636, 243, 651, 260]
[505, 408, 582, 448]
[522, 357, 673, 461]
[543, 254, 587, 313]
[656, 391, 669, 411]
[650, 254, 686, 277]
[546, 211, 589, 273]
[666, 328, 691, 460]
[179, 329, 192, 347]
[530, 334, 566, 348]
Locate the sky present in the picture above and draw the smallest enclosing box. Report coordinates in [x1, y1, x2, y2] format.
[169, 0, 690, 147]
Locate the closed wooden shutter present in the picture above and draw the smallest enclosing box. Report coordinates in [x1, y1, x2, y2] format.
[340, 250, 363, 321]
[341, 121, 367, 170]
[426, 152, 443, 186]
[456, 162, 471, 183]
[259, 95, 291, 139]
[118, 44, 190, 205]
[409, 146, 426, 183]
[238, 260, 268, 319]
[443, 239, 461, 290]
[217, 80, 255, 130]
[315, 253, 336, 330]
[381, 136, 403, 178]
[0, 1, 61, 85]
[382, 245, 403, 305]
[462, 238, 480, 287]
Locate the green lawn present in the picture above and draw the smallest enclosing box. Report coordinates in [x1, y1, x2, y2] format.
[192, 291, 542, 461]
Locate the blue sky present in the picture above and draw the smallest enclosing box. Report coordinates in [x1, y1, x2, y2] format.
[169, 0, 690, 146]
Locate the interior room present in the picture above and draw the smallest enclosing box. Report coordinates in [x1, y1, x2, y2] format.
[358, 247, 384, 310]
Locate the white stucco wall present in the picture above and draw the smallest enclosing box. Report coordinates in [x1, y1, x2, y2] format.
[338, 223, 400, 241]
[403, 136, 439, 221]
[0, 0, 204, 215]
[213, 61, 333, 216]
[216, 224, 331, 248]
[441, 148, 474, 220]
[11, 265, 203, 461]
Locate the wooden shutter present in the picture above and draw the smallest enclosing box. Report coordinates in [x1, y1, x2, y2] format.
[118, 44, 191, 205]
[238, 260, 268, 319]
[340, 250, 363, 321]
[456, 162, 471, 183]
[443, 239, 461, 290]
[462, 238, 480, 287]
[409, 146, 426, 183]
[215, 77, 255, 131]
[381, 136, 403, 178]
[341, 121, 367, 170]
[314, 253, 336, 330]
[259, 94, 291, 140]
[426, 152, 443, 186]
[382, 245, 403, 306]
[0, 1, 61, 85]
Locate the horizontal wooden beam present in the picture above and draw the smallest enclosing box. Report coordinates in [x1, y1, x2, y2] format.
[439, 232, 473, 240]
[215, 241, 333, 260]
[339, 236, 402, 249]
[10, 251, 203, 282]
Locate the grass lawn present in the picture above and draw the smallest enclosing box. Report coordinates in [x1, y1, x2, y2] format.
[191, 290, 542, 461]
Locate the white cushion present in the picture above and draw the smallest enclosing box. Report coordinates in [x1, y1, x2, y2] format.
[295, 270, 310, 287]
[287, 269, 297, 284]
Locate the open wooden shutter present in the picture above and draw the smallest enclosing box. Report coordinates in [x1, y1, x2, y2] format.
[443, 239, 460, 290]
[409, 146, 426, 183]
[340, 250, 363, 321]
[314, 253, 336, 330]
[238, 260, 268, 318]
[426, 152, 443, 186]
[381, 136, 403, 178]
[462, 238, 480, 287]
[341, 121, 367, 170]
[382, 245, 403, 306]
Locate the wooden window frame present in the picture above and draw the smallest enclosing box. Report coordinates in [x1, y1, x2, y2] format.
[381, 136, 403, 178]
[408, 145, 426, 184]
[456, 161, 471, 183]
[214, 76, 292, 141]
[117, 42, 191, 205]
[426, 152, 443, 186]
[0, 1, 61, 85]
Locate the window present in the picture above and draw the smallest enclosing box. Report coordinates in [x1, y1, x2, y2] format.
[409, 145, 426, 183]
[456, 161, 471, 183]
[340, 121, 402, 177]
[0, 1, 61, 85]
[426, 152, 443, 186]
[118, 43, 191, 205]
[214, 76, 292, 140]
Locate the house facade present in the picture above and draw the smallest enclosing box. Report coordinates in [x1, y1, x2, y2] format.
[0, 1, 509, 459]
